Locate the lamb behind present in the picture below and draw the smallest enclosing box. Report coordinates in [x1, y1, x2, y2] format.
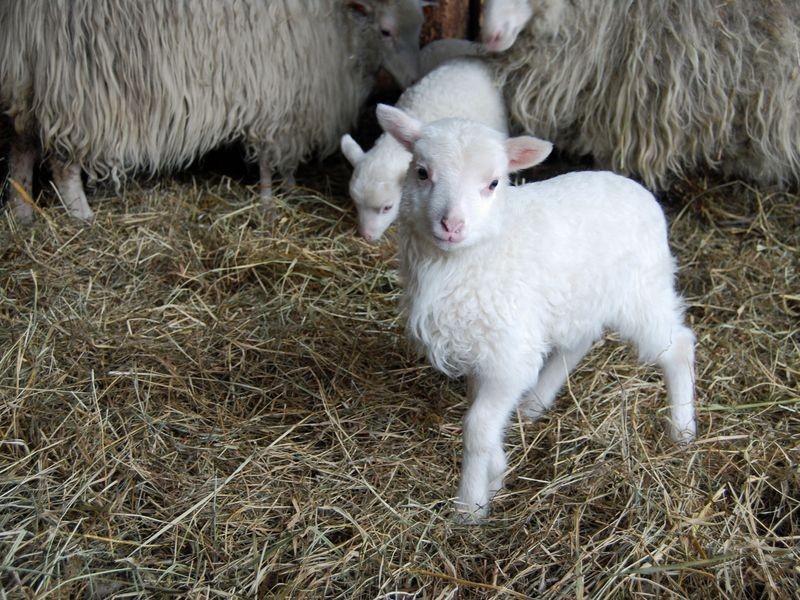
[341, 58, 506, 241]
[0, 0, 426, 222]
[376, 104, 697, 521]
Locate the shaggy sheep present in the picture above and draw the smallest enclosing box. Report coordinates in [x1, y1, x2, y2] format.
[341, 58, 506, 241]
[483, 0, 800, 188]
[0, 0, 428, 222]
[377, 105, 697, 521]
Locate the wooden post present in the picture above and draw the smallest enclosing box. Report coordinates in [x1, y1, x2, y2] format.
[422, 0, 474, 43]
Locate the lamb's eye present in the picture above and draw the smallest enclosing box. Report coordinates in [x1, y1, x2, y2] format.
[380, 28, 392, 38]
[416, 166, 429, 180]
[381, 205, 393, 214]
[488, 179, 499, 191]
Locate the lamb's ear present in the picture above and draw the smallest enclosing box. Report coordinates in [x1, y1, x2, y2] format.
[340, 134, 365, 167]
[376, 104, 423, 152]
[506, 136, 553, 172]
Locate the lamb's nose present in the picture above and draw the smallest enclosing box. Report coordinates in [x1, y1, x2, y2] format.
[441, 217, 464, 234]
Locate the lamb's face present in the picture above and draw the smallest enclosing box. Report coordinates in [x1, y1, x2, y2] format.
[482, 0, 533, 52]
[376, 105, 552, 251]
[404, 120, 509, 251]
[350, 172, 403, 241]
[349, 158, 405, 242]
[341, 133, 404, 242]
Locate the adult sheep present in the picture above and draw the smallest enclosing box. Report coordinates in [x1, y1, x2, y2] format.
[483, 0, 800, 189]
[0, 0, 429, 222]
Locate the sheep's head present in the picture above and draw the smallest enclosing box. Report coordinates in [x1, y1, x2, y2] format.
[481, 0, 533, 52]
[376, 104, 552, 251]
[341, 134, 406, 242]
[350, 0, 435, 88]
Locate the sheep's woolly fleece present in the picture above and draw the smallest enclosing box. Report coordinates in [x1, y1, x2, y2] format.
[0, 0, 380, 184]
[0, 160, 797, 596]
[493, 0, 800, 189]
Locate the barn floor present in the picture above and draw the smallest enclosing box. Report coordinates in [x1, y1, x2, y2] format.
[0, 155, 798, 598]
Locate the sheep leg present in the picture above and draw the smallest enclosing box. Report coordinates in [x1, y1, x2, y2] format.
[258, 153, 273, 201]
[282, 169, 296, 188]
[520, 338, 594, 420]
[7, 139, 36, 223]
[656, 325, 696, 444]
[51, 161, 93, 221]
[456, 370, 538, 522]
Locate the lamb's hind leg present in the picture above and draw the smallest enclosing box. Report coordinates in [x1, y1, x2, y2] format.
[7, 138, 37, 223]
[656, 325, 696, 444]
[520, 338, 594, 420]
[51, 160, 93, 221]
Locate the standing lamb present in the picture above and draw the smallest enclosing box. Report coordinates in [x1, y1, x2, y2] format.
[341, 58, 507, 241]
[481, 0, 800, 188]
[376, 104, 697, 521]
[0, 0, 428, 222]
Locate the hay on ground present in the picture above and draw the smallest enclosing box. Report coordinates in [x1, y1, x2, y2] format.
[0, 162, 798, 598]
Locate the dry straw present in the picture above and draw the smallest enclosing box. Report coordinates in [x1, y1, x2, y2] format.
[0, 162, 798, 598]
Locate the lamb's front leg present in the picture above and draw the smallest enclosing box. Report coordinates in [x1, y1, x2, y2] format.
[456, 371, 538, 522]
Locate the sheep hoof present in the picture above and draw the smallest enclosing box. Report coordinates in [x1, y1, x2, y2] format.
[9, 197, 35, 225]
[257, 198, 279, 228]
[69, 205, 95, 223]
[282, 172, 296, 189]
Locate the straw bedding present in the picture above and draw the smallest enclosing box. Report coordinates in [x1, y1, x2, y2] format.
[0, 160, 798, 597]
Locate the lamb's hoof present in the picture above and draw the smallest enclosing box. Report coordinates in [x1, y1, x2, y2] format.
[669, 422, 696, 446]
[520, 408, 544, 422]
[519, 401, 547, 422]
[453, 500, 488, 524]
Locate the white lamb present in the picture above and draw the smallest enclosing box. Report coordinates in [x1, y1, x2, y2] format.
[376, 104, 697, 521]
[340, 58, 507, 241]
